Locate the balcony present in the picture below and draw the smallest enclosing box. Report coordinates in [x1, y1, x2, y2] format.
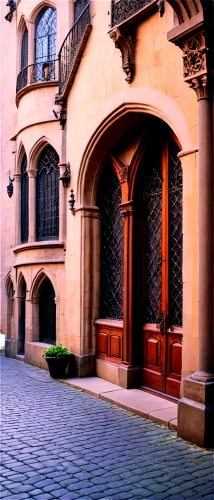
[111, 0, 158, 28]
[56, 3, 91, 101]
[16, 59, 58, 105]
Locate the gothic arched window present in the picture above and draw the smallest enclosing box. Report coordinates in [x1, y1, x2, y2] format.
[36, 145, 59, 241]
[97, 162, 124, 319]
[21, 153, 29, 244]
[35, 7, 57, 81]
[39, 278, 56, 344]
[21, 27, 28, 70]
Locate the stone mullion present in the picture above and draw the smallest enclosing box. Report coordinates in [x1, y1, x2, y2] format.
[28, 170, 36, 243]
[14, 174, 21, 246]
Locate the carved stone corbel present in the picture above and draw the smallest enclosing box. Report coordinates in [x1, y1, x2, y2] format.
[109, 153, 129, 183]
[109, 28, 135, 83]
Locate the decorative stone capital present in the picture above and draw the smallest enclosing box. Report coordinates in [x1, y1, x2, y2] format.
[180, 32, 212, 100]
[109, 28, 135, 83]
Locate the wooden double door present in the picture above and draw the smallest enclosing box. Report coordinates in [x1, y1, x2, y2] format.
[139, 135, 183, 398]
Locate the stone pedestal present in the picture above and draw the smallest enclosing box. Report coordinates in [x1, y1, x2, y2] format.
[178, 376, 214, 448]
[118, 364, 140, 389]
[74, 354, 96, 378]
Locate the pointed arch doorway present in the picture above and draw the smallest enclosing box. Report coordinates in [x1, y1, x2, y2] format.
[133, 132, 183, 398]
[96, 120, 183, 398]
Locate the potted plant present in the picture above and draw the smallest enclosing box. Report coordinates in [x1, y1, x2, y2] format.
[43, 344, 71, 379]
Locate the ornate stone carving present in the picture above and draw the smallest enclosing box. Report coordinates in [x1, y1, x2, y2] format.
[189, 75, 210, 100]
[179, 32, 212, 100]
[156, 0, 165, 17]
[109, 28, 135, 83]
[182, 34, 207, 80]
[109, 154, 129, 183]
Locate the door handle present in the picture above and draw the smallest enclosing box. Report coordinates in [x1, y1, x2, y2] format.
[156, 310, 165, 335]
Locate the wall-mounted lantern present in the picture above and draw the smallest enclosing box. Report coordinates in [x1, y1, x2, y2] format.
[7, 176, 15, 197]
[59, 163, 70, 188]
[68, 189, 75, 215]
[5, 0, 16, 22]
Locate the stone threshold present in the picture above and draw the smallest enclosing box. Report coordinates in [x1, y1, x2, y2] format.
[60, 376, 178, 431]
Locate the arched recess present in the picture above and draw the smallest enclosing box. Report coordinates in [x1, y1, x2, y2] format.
[30, 269, 58, 345]
[16, 142, 27, 174]
[5, 276, 15, 342]
[76, 91, 190, 388]
[29, 0, 57, 24]
[17, 15, 28, 74]
[17, 273, 27, 354]
[77, 88, 194, 207]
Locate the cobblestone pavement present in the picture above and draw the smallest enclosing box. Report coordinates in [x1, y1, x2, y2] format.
[1, 358, 213, 500]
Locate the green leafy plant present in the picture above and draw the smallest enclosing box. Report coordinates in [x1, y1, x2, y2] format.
[43, 344, 70, 357]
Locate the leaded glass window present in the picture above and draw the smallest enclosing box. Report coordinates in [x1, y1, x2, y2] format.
[168, 138, 183, 327]
[35, 7, 57, 81]
[39, 278, 56, 344]
[97, 163, 124, 319]
[21, 153, 29, 244]
[145, 154, 162, 324]
[21, 28, 28, 70]
[36, 145, 59, 241]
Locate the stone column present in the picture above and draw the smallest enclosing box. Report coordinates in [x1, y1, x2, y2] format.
[28, 171, 36, 243]
[14, 173, 21, 246]
[74, 205, 100, 377]
[118, 201, 141, 389]
[178, 73, 214, 447]
[58, 163, 67, 242]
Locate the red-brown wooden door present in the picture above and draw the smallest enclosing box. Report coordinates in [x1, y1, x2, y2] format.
[141, 136, 183, 398]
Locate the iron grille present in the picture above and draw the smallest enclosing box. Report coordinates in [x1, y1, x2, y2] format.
[98, 164, 124, 319]
[111, 0, 153, 27]
[21, 153, 29, 244]
[36, 146, 59, 241]
[168, 139, 183, 327]
[58, 3, 90, 96]
[39, 278, 56, 344]
[16, 60, 58, 93]
[145, 155, 162, 323]
[35, 7, 56, 81]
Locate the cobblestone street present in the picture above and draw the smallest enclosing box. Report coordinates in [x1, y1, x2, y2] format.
[1, 357, 213, 500]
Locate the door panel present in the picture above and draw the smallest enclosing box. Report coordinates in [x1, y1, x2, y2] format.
[141, 135, 183, 398]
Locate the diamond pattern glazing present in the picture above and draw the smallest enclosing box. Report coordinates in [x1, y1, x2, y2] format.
[36, 146, 59, 241]
[168, 139, 183, 327]
[35, 7, 56, 81]
[145, 156, 162, 324]
[98, 165, 124, 319]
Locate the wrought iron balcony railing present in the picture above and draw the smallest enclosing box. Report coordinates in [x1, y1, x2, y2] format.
[58, 3, 91, 98]
[16, 59, 58, 94]
[111, 0, 155, 27]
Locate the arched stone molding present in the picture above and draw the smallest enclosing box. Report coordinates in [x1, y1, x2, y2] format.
[28, 136, 60, 173]
[30, 268, 58, 302]
[4, 274, 16, 358]
[29, 0, 57, 24]
[5, 273, 15, 296]
[167, 0, 202, 24]
[77, 88, 194, 207]
[16, 142, 26, 175]
[17, 271, 28, 298]
[27, 268, 59, 346]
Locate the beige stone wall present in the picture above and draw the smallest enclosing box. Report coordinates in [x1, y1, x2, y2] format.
[0, 0, 199, 383]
